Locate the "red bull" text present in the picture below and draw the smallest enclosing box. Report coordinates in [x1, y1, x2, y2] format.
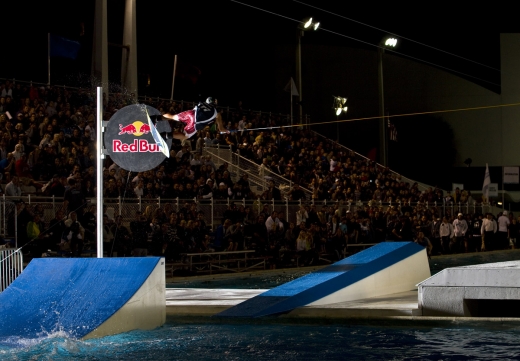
[113, 139, 162, 153]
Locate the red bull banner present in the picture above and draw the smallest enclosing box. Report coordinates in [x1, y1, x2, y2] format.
[104, 104, 172, 172]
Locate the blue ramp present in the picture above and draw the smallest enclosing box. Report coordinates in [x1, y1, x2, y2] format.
[217, 242, 429, 318]
[0, 258, 165, 340]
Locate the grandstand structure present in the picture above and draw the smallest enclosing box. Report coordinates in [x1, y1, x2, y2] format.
[0, 77, 503, 268]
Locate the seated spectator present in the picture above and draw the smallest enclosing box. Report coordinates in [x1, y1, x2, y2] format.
[5, 175, 22, 197]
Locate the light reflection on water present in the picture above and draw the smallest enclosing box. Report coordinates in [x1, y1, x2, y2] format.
[2, 323, 520, 360]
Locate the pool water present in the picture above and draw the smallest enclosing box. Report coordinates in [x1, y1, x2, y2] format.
[3, 250, 520, 360]
[2, 322, 520, 360]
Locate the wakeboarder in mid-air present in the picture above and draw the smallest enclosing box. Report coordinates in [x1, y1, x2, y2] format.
[162, 97, 229, 140]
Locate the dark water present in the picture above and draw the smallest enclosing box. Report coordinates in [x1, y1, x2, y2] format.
[2, 323, 520, 360]
[3, 250, 520, 360]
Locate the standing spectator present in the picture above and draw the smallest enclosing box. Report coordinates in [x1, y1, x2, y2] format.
[481, 213, 497, 251]
[130, 211, 151, 256]
[262, 180, 281, 201]
[296, 205, 309, 227]
[469, 214, 484, 252]
[109, 215, 132, 257]
[452, 213, 468, 253]
[508, 217, 520, 249]
[63, 179, 86, 215]
[497, 211, 510, 250]
[414, 231, 433, 258]
[288, 183, 306, 201]
[48, 209, 66, 253]
[439, 216, 454, 254]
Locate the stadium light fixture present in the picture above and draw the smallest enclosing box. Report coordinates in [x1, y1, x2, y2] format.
[301, 18, 320, 31]
[333, 96, 348, 115]
[384, 37, 398, 47]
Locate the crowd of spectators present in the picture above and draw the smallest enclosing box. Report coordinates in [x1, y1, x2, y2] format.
[0, 80, 514, 270]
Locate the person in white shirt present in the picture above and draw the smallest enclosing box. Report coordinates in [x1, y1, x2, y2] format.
[452, 213, 468, 253]
[5, 176, 22, 197]
[439, 216, 454, 254]
[497, 211, 510, 250]
[481, 213, 497, 251]
[296, 205, 309, 227]
[265, 211, 284, 234]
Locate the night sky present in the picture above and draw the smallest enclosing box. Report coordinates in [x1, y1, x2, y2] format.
[3, 0, 518, 164]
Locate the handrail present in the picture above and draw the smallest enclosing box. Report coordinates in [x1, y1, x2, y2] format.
[0, 248, 24, 292]
[203, 145, 313, 199]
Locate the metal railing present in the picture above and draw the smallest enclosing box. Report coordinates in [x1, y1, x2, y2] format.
[0, 195, 502, 245]
[203, 145, 313, 199]
[1, 248, 24, 292]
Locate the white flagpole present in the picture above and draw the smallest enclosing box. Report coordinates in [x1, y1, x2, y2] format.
[170, 55, 177, 101]
[96, 87, 104, 258]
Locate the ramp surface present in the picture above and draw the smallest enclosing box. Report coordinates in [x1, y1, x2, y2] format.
[218, 242, 429, 317]
[0, 258, 164, 339]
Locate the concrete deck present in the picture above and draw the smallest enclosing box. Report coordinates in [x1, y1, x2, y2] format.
[166, 288, 420, 318]
[166, 288, 520, 325]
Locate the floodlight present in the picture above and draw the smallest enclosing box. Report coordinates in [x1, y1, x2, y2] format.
[384, 38, 398, 47]
[304, 18, 313, 28]
[313, 22, 320, 30]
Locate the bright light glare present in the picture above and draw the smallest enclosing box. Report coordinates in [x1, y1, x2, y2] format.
[304, 18, 313, 28]
[313, 22, 320, 30]
[342, 106, 348, 112]
[335, 108, 342, 116]
[384, 38, 398, 47]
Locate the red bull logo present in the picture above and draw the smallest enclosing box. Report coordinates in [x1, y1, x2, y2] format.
[115, 120, 159, 153]
[113, 139, 162, 153]
[118, 121, 151, 136]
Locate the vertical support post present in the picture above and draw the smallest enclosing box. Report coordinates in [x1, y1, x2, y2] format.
[93, 0, 108, 94]
[296, 31, 303, 125]
[96, 87, 104, 258]
[122, 0, 138, 96]
[47, 33, 51, 85]
[170, 55, 177, 101]
[378, 48, 387, 167]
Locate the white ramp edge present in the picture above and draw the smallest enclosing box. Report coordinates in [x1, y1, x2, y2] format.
[83, 260, 166, 340]
[309, 248, 431, 306]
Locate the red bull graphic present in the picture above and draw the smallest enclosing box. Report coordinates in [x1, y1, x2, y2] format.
[105, 104, 172, 172]
[113, 139, 162, 153]
[118, 121, 151, 136]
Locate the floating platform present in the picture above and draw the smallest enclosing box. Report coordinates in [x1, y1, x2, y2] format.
[419, 260, 520, 317]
